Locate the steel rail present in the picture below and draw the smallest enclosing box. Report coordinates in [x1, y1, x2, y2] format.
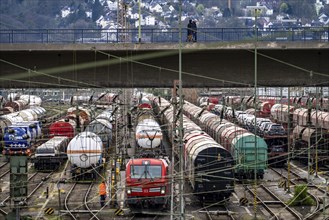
[270, 167, 321, 219]
[245, 186, 280, 220]
[260, 184, 302, 219]
[0, 172, 38, 205]
[64, 183, 78, 220]
[85, 182, 100, 220]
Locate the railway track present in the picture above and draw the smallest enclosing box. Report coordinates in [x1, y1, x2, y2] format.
[246, 184, 302, 220]
[0, 162, 9, 179]
[0, 172, 39, 216]
[64, 182, 99, 220]
[270, 167, 323, 219]
[203, 206, 236, 220]
[24, 171, 54, 204]
[129, 214, 160, 220]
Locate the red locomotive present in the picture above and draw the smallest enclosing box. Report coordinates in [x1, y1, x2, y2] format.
[125, 158, 170, 211]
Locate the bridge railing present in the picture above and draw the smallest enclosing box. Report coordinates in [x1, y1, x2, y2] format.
[0, 27, 328, 43]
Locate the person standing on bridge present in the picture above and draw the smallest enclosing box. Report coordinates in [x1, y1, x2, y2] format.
[192, 20, 197, 42]
[99, 180, 107, 207]
[187, 19, 193, 42]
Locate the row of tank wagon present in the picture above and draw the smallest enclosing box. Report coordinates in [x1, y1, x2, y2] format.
[270, 104, 329, 165]
[209, 100, 329, 167]
[69, 108, 113, 180]
[0, 105, 89, 163]
[0, 94, 42, 115]
[31, 106, 93, 171]
[125, 95, 171, 211]
[153, 97, 235, 203]
[211, 104, 288, 167]
[200, 95, 329, 118]
[0, 102, 114, 179]
[181, 100, 268, 180]
[0, 107, 46, 157]
[33, 107, 114, 180]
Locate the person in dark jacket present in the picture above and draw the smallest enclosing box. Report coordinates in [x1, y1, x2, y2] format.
[191, 20, 197, 42]
[187, 19, 193, 42]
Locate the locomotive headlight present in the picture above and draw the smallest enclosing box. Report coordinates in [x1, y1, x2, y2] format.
[160, 187, 165, 194]
[127, 189, 131, 194]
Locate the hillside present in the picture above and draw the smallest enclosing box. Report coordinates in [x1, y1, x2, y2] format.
[0, 0, 328, 29]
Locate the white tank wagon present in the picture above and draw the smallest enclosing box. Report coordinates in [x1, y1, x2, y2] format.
[135, 110, 163, 157]
[84, 119, 112, 149]
[32, 136, 69, 171]
[84, 108, 113, 152]
[19, 95, 42, 106]
[67, 131, 104, 180]
[0, 107, 46, 133]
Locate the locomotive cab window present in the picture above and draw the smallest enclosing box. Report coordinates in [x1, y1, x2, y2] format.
[130, 165, 162, 179]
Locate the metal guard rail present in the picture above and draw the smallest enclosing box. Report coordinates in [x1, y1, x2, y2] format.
[0, 27, 328, 44]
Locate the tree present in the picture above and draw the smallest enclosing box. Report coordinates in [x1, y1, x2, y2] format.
[287, 184, 315, 206]
[196, 4, 205, 15]
[280, 3, 291, 14]
[289, 0, 317, 20]
[92, 0, 103, 22]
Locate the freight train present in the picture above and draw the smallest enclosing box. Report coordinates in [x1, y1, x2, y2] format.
[288, 107, 329, 165]
[211, 104, 287, 167]
[225, 95, 329, 112]
[155, 97, 234, 202]
[125, 95, 168, 211]
[0, 107, 46, 132]
[3, 94, 42, 112]
[183, 100, 268, 179]
[135, 96, 163, 157]
[48, 106, 92, 138]
[67, 108, 113, 180]
[31, 136, 70, 171]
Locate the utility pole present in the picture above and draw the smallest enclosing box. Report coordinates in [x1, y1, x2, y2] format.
[287, 87, 291, 193]
[307, 100, 312, 182]
[315, 87, 319, 177]
[171, 81, 178, 220]
[117, 0, 129, 42]
[246, 6, 265, 219]
[178, 1, 185, 219]
[138, 0, 141, 43]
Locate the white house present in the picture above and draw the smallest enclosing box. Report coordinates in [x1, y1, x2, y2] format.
[61, 7, 71, 18]
[150, 4, 163, 13]
[169, 5, 175, 12]
[106, 0, 117, 11]
[145, 16, 156, 26]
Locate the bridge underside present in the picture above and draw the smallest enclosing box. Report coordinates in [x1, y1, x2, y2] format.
[0, 44, 328, 88]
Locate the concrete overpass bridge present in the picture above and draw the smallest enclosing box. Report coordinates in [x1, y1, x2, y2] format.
[0, 28, 328, 88]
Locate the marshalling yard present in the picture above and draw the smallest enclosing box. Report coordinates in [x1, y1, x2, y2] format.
[0, 87, 328, 220]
